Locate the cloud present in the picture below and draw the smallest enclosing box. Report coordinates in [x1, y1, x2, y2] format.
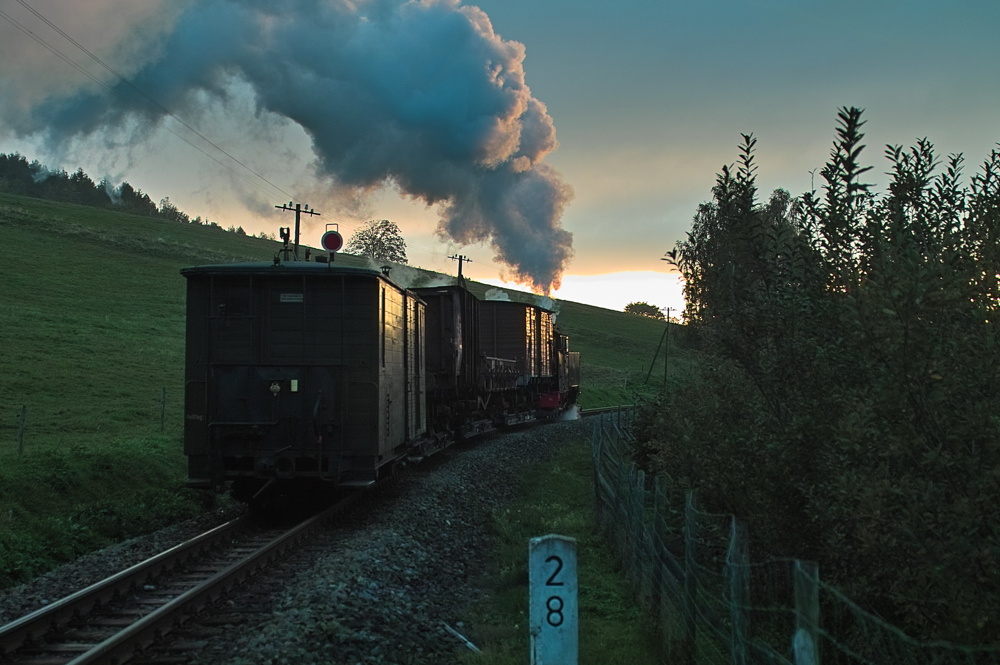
[1, 0, 573, 291]
[0, 0, 185, 132]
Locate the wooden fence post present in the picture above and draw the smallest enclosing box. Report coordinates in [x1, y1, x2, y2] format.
[594, 427, 614, 531]
[727, 517, 750, 665]
[614, 450, 627, 557]
[593, 424, 603, 515]
[653, 475, 674, 652]
[632, 467, 646, 598]
[664, 310, 670, 389]
[17, 406, 27, 455]
[159, 387, 167, 433]
[651, 476, 667, 625]
[682, 491, 698, 665]
[626, 464, 637, 584]
[793, 560, 820, 665]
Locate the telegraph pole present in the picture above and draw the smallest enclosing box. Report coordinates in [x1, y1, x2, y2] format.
[664, 306, 671, 387]
[449, 254, 472, 279]
[275, 202, 321, 261]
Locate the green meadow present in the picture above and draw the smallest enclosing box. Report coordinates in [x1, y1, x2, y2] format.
[0, 192, 680, 602]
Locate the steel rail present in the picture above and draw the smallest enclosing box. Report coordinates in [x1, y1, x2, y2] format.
[0, 516, 247, 656]
[579, 405, 635, 418]
[64, 494, 361, 665]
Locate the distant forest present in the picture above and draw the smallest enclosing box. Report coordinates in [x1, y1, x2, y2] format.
[0, 153, 267, 238]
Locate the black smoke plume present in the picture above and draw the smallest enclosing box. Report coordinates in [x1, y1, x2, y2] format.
[14, 0, 574, 291]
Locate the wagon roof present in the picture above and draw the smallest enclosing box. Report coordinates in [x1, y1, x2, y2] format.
[411, 284, 557, 313]
[180, 261, 383, 279]
[480, 298, 557, 314]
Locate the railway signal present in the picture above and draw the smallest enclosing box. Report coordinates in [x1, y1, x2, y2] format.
[321, 223, 344, 262]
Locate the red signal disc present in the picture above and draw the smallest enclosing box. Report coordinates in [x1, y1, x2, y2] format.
[321, 230, 343, 252]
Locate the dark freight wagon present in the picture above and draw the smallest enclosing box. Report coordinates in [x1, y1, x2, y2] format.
[479, 300, 554, 381]
[181, 262, 425, 500]
[180, 252, 581, 505]
[478, 299, 579, 418]
[413, 284, 479, 399]
[411, 284, 485, 435]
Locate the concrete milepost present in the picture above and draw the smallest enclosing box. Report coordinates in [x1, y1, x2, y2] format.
[529, 534, 578, 665]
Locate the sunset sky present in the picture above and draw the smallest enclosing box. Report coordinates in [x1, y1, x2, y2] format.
[2, 0, 999, 315]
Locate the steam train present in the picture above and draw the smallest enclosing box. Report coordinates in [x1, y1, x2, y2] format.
[180, 258, 580, 502]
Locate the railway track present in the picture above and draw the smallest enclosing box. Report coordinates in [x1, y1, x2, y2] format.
[0, 494, 363, 665]
[579, 405, 634, 418]
[0, 415, 613, 664]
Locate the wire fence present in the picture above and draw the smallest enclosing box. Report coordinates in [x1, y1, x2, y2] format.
[591, 408, 1000, 665]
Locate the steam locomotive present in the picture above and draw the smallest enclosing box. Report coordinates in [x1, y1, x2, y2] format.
[181, 258, 579, 503]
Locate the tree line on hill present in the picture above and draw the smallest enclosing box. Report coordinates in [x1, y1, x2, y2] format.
[624, 301, 665, 320]
[0, 153, 269, 238]
[638, 108, 1000, 644]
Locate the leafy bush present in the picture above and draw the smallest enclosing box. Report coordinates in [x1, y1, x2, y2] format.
[639, 108, 1000, 643]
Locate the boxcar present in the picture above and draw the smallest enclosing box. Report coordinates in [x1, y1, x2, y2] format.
[416, 284, 555, 434]
[479, 300, 555, 382]
[477, 300, 559, 422]
[411, 284, 485, 436]
[181, 262, 425, 499]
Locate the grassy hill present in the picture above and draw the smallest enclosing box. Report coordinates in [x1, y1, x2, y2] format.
[0, 192, 681, 586]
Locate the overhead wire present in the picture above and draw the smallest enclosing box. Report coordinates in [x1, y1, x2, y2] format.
[0, 4, 290, 202]
[14, 0, 292, 202]
[2, 3, 513, 282]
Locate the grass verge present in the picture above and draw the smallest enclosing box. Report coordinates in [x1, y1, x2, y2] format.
[0, 434, 204, 586]
[461, 423, 659, 664]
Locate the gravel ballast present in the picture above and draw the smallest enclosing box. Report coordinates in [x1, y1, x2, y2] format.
[1, 420, 590, 664]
